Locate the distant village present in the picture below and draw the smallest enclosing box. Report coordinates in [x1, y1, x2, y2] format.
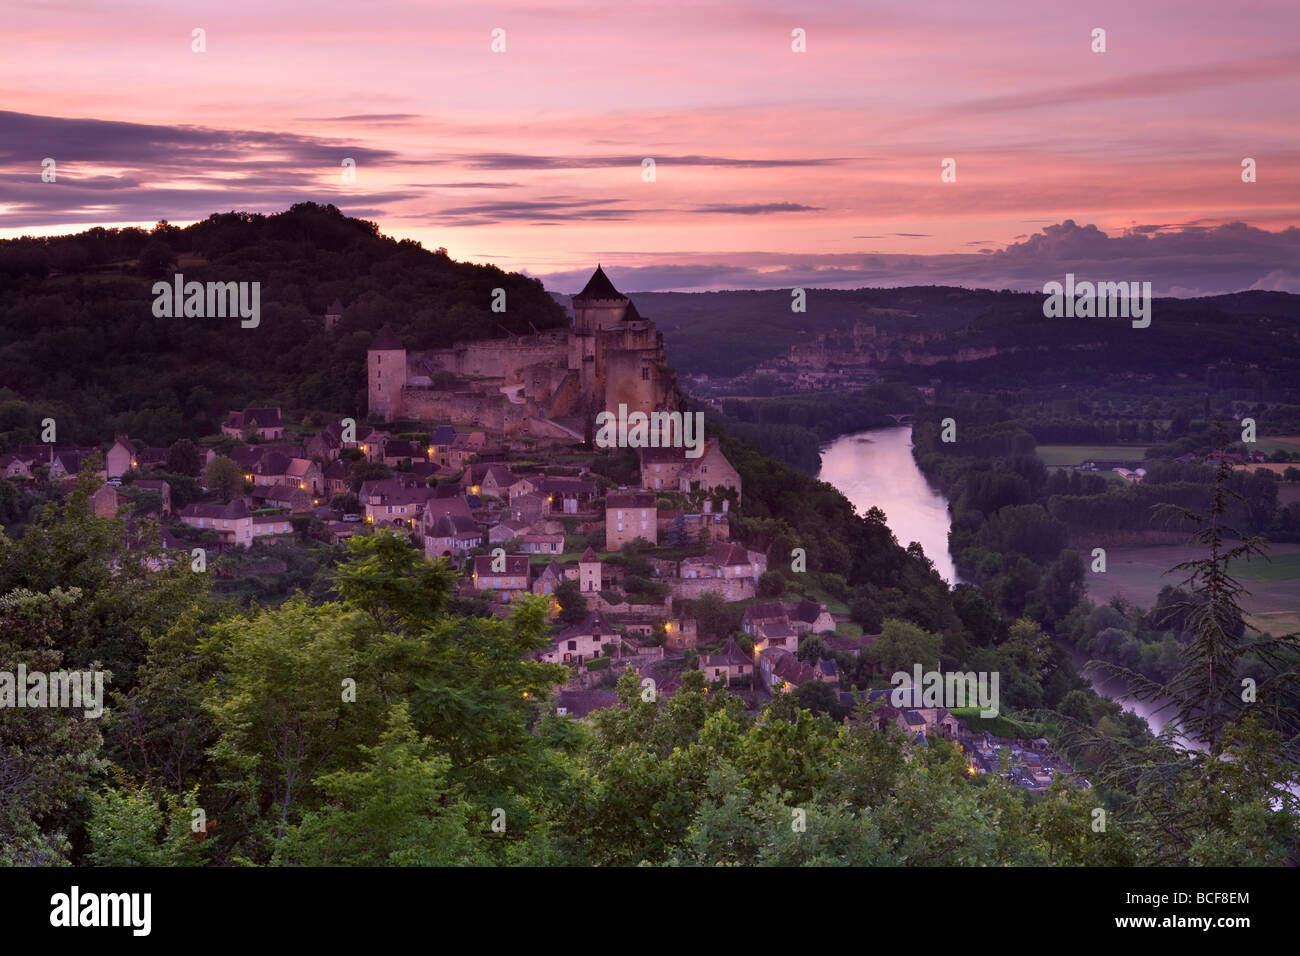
[0, 267, 1087, 791]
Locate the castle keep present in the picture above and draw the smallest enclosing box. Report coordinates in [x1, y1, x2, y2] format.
[368, 266, 681, 437]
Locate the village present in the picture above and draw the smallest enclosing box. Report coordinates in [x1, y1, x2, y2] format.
[0, 267, 1087, 794]
[2, 419, 1080, 790]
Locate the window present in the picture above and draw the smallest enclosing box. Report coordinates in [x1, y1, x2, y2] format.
[567, 640, 577, 651]
[641, 367, 649, 381]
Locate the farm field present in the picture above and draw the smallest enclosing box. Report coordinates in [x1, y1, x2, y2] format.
[1251, 436, 1300, 457]
[1085, 542, 1300, 635]
[1035, 444, 1149, 467]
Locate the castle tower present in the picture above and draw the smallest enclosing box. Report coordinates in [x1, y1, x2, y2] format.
[578, 545, 601, 592]
[368, 325, 407, 421]
[572, 264, 629, 332]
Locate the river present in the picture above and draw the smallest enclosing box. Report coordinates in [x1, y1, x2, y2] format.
[817, 426, 1189, 741]
[817, 425, 959, 585]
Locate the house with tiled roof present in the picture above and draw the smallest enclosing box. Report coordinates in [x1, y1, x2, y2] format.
[759, 647, 817, 693]
[605, 491, 657, 550]
[471, 553, 530, 602]
[816, 658, 839, 684]
[131, 479, 173, 516]
[48, 449, 100, 481]
[532, 559, 565, 596]
[554, 689, 622, 720]
[105, 435, 136, 479]
[753, 618, 798, 655]
[786, 600, 837, 635]
[539, 610, 615, 665]
[415, 494, 474, 538]
[538, 476, 599, 514]
[521, 533, 563, 555]
[0, 454, 33, 480]
[177, 498, 255, 547]
[700, 637, 752, 685]
[221, 407, 284, 440]
[423, 514, 482, 559]
[638, 440, 741, 502]
[362, 478, 438, 528]
[683, 541, 766, 581]
[742, 602, 787, 635]
[487, 518, 531, 545]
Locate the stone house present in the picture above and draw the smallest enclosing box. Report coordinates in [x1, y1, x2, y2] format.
[105, 435, 136, 479]
[700, 637, 753, 685]
[471, 553, 530, 602]
[221, 407, 284, 441]
[539, 611, 615, 665]
[423, 514, 482, 560]
[178, 499, 255, 548]
[605, 491, 657, 550]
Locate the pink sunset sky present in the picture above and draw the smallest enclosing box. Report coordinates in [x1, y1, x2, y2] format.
[1, 0, 1297, 294]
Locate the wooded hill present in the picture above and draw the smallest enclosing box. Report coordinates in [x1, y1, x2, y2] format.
[0, 203, 567, 446]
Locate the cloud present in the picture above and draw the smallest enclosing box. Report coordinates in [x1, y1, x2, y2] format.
[416, 197, 648, 226]
[460, 152, 848, 170]
[535, 221, 1300, 294]
[692, 202, 821, 215]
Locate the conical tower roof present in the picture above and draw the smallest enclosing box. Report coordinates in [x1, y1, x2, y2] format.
[574, 264, 625, 302]
[370, 324, 402, 350]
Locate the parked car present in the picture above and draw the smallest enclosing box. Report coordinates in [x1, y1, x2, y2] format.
[342, 513, 362, 522]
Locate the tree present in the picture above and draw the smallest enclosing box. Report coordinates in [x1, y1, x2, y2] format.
[272, 702, 477, 866]
[347, 459, 391, 494]
[0, 585, 104, 865]
[796, 634, 825, 664]
[757, 570, 786, 599]
[203, 455, 245, 502]
[554, 578, 588, 627]
[332, 530, 454, 633]
[692, 592, 734, 641]
[867, 618, 942, 675]
[330, 492, 360, 513]
[203, 597, 372, 853]
[849, 591, 884, 633]
[1075, 456, 1300, 864]
[164, 439, 203, 477]
[666, 513, 688, 548]
[86, 782, 207, 866]
[795, 679, 842, 719]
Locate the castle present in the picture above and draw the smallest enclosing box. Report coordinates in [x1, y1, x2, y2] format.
[368, 266, 681, 438]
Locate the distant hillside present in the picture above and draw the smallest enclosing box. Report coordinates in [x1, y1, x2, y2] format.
[557, 287, 1300, 395]
[0, 203, 568, 446]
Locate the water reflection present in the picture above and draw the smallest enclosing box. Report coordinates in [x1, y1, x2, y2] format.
[817, 426, 959, 585]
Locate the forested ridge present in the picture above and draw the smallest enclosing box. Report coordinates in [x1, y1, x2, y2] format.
[0, 203, 567, 446]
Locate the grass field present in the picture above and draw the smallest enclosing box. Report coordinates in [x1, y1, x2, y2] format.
[1246, 611, 1300, 638]
[950, 708, 1043, 739]
[1035, 444, 1149, 467]
[1085, 543, 1300, 626]
[1250, 436, 1300, 457]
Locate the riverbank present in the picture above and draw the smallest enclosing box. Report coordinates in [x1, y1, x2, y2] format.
[817, 425, 959, 585]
